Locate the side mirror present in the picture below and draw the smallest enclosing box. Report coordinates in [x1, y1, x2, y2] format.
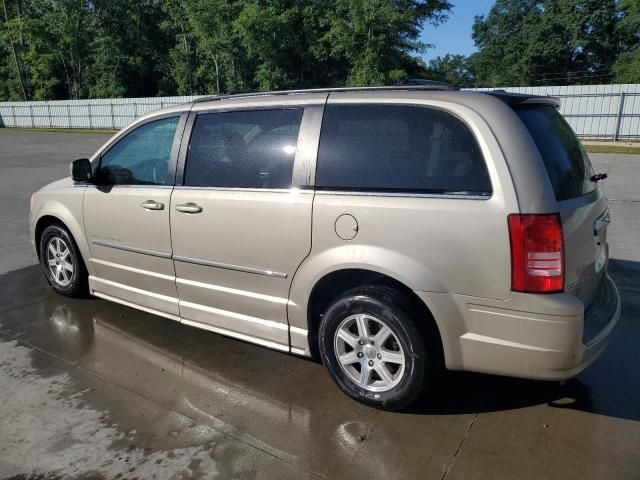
[71, 158, 92, 183]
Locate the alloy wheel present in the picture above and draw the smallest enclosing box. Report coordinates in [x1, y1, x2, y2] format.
[334, 313, 406, 392]
[46, 236, 74, 287]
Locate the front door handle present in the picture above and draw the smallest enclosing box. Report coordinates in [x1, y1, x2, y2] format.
[140, 200, 164, 211]
[175, 202, 203, 214]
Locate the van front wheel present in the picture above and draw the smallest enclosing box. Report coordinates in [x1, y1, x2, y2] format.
[319, 286, 433, 411]
[39, 224, 88, 297]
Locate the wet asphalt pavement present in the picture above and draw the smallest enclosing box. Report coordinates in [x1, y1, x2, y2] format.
[0, 129, 639, 479]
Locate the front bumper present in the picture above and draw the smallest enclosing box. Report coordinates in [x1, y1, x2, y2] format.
[417, 274, 621, 381]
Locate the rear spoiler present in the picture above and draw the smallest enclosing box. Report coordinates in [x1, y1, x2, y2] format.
[485, 91, 561, 109]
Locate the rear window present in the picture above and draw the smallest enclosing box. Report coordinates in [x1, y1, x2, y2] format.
[516, 106, 595, 201]
[316, 104, 491, 195]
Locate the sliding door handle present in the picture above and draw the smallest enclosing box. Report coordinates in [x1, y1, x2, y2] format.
[140, 200, 164, 211]
[175, 202, 203, 214]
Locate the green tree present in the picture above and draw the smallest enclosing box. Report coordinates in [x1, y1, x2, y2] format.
[233, 0, 348, 91]
[91, 0, 174, 98]
[163, 0, 249, 95]
[161, 0, 452, 94]
[613, 0, 640, 82]
[426, 54, 474, 87]
[470, 0, 622, 86]
[328, 0, 452, 86]
[1, 0, 31, 100]
[161, 0, 198, 95]
[28, 0, 96, 99]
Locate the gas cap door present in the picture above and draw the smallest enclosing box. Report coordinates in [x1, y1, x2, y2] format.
[335, 214, 359, 240]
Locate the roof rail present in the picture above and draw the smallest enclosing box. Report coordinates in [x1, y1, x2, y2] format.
[192, 81, 457, 104]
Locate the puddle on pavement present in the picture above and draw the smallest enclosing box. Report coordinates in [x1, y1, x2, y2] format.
[0, 338, 245, 479]
[1, 262, 639, 479]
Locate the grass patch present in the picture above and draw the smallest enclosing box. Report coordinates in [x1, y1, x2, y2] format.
[583, 144, 640, 155]
[0, 127, 117, 135]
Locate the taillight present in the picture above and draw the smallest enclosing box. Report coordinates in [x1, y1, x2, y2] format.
[508, 213, 564, 293]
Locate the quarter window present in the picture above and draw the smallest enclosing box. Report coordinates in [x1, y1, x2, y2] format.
[516, 106, 595, 201]
[184, 109, 303, 189]
[316, 104, 491, 195]
[98, 116, 179, 185]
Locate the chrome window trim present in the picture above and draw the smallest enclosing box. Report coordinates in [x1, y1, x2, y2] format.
[314, 190, 492, 200]
[85, 184, 175, 190]
[173, 255, 287, 279]
[172, 186, 312, 194]
[91, 240, 172, 259]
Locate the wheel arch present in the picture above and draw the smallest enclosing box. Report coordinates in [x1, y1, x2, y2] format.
[296, 265, 445, 366]
[34, 215, 65, 259]
[32, 202, 94, 276]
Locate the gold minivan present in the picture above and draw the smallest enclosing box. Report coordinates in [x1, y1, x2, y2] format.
[30, 85, 621, 410]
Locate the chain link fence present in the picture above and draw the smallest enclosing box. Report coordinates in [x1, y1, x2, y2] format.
[1, 84, 639, 140]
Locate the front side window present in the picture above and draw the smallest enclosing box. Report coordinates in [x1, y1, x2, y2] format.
[316, 104, 491, 195]
[98, 116, 180, 185]
[184, 109, 303, 189]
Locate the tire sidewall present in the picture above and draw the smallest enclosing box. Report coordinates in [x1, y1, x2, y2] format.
[39, 225, 85, 296]
[319, 289, 427, 410]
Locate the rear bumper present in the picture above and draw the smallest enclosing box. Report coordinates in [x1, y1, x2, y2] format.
[417, 274, 621, 381]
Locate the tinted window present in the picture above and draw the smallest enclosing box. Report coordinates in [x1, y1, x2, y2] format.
[516, 106, 595, 201]
[99, 116, 179, 185]
[184, 109, 303, 189]
[316, 104, 491, 194]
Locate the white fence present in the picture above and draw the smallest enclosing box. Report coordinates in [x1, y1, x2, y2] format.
[0, 84, 639, 140]
[0, 95, 202, 130]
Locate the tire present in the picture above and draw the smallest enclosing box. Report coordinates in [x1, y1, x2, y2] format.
[319, 285, 434, 411]
[39, 224, 88, 297]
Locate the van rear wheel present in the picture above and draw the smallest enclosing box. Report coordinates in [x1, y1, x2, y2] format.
[319, 285, 433, 411]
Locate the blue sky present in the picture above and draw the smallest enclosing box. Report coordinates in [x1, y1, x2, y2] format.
[420, 0, 495, 62]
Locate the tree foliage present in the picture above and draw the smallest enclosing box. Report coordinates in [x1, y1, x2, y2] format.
[425, 54, 474, 87]
[407, 1, 640, 88]
[613, 0, 640, 83]
[1, 0, 639, 101]
[467, 0, 639, 87]
[469, 0, 624, 86]
[0, 0, 452, 100]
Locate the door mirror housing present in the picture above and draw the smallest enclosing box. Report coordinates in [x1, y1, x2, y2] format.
[71, 158, 92, 183]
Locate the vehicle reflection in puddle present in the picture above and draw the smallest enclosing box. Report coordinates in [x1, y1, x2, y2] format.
[0, 275, 539, 480]
[90, 313, 312, 465]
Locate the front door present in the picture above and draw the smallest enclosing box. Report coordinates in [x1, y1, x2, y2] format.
[170, 106, 319, 351]
[84, 114, 184, 318]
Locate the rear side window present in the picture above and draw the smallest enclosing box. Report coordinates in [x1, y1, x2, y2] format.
[185, 109, 303, 189]
[516, 106, 595, 201]
[316, 104, 491, 195]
